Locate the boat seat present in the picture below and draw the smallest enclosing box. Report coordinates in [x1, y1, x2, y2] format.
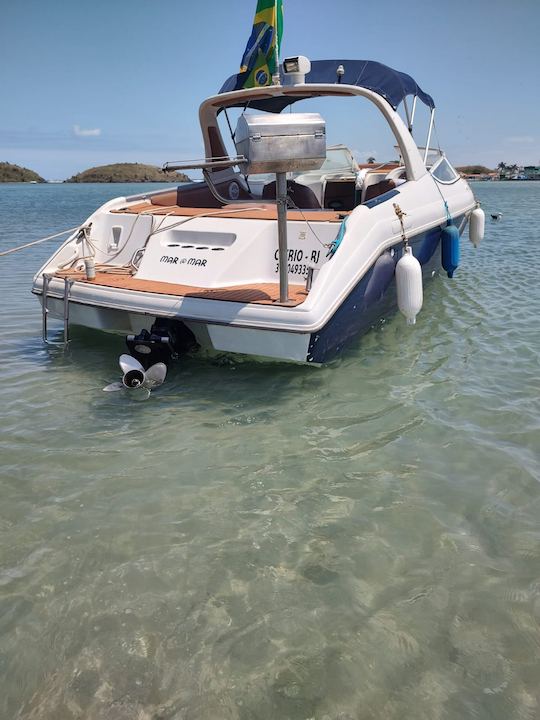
[150, 190, 178, 206]
[323, 179, 357, 211]
[262, 180, 321, 209]
[362, 178, 396, 203]
[150, 180, 252, 208]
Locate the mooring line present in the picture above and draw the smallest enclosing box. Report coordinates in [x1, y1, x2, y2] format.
[0, 226, 80, 257]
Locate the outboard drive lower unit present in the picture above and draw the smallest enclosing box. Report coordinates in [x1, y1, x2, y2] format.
[126, 320, 198, 369]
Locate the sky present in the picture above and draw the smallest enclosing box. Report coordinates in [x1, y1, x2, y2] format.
[1, 0, 539, 179]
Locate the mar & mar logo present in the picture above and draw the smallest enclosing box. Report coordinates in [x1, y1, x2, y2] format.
[160, 255, 207, 267]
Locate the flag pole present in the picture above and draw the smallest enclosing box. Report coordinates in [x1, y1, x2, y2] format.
[272, 0, 281, 85]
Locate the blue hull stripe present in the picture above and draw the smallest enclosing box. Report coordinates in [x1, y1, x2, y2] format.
[363, 188, 400, 209]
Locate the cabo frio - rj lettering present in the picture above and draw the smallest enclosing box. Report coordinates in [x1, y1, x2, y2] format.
[274, 247, 321, 276]
[273, 248, 321, 264]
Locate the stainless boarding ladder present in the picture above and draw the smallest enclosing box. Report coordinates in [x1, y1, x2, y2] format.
[42, 274, 73, 345]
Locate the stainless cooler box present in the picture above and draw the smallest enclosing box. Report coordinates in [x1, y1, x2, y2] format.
[234, 113, 326, 174]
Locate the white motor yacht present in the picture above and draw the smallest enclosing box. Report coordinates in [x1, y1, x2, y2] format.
[33, 57, 484, 370]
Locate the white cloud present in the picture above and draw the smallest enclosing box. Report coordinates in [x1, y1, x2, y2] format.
[73, 124, 101, 137]
[506, 135, 534, 144]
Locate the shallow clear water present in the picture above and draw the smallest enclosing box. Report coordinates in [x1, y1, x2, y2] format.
[0, 182, 539, 719]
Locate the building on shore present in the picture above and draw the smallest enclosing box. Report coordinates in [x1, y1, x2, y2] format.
[498, 165, 540, 180]
[523, 166, 540, 180]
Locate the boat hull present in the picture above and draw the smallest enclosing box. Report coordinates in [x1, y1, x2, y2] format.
[34, 216, 464, 364]
[307, 218, 463, 362]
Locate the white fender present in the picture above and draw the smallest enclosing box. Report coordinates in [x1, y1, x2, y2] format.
[396, 246, 423, 325]
[469, 207, 485, 247]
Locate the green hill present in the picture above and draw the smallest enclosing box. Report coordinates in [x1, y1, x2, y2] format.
[0, 162, 45, 183]
[65, 163, 190, 183]
[456, 165, 493, 175]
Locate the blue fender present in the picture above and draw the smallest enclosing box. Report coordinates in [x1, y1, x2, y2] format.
[441, 221, 460, 278]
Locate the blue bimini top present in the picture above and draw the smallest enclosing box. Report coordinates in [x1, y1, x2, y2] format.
[219, 59, 435, 113]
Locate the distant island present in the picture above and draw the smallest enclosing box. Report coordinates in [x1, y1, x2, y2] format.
[65, 163, 190, 183]
[3, 158, 539, 184]
[0, 162, 45, 183]
[455, 165, 493, 175]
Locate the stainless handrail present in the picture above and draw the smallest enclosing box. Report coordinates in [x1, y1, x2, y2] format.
[162, 156, 247, 172]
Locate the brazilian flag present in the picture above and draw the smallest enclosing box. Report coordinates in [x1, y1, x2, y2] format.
[235, 0, 283, 89]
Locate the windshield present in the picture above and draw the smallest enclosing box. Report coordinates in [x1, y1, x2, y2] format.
[318, 146, 357, 173]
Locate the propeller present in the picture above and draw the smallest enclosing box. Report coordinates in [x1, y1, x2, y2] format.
[103, 354, 167, 394]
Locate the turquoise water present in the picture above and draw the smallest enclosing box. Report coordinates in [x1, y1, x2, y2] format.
[0, 182, 539, 719]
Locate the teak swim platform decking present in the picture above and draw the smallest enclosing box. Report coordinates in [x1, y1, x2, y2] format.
[55, 270, 309, 307]
[112, 201, 347, 223]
